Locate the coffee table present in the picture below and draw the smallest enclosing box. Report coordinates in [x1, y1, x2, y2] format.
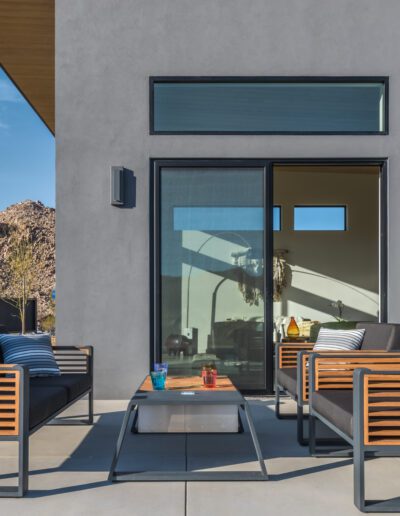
[108, 375, 268, 481]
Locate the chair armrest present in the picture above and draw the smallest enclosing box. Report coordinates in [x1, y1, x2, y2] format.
[297, 350, 312, 404]
[52, 346, 93, 376]
[0, 365, 29, 437]
[309, 351, 400, 396]
[276, 342, 314, 369]
[353, 368, 400, 446]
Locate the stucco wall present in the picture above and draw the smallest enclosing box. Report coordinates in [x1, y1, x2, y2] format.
[56, 0, 400, 398]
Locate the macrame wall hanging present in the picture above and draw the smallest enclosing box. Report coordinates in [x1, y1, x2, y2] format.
[273, 249, 288, 302]
[236, 249, 288, 305]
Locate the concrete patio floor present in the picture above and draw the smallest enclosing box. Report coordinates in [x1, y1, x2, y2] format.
[0, 397, 399, 516]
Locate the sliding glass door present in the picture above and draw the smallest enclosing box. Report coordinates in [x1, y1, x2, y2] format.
[152, 160, 273, 392]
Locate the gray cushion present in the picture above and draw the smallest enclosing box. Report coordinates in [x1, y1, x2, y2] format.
[30, 374, 91, 403]
[357, 322, 400, 351]
[277, 367, 297, 397]
[311, 390, 353, 437]
[29, 386, 68, 430]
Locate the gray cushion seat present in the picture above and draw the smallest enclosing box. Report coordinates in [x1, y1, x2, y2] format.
[31, 374, 91, 403]
[29, 386, 68, 430]
[311, 389, 400, 439]
[277, 367, 298, 398]
[311, 390, 353, 437]
[29, 374, 92, 430]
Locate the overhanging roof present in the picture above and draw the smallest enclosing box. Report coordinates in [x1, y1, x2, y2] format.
[0, 0, 54, 134]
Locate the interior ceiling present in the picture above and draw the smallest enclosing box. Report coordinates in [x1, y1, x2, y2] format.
[0, 0, 54, 134]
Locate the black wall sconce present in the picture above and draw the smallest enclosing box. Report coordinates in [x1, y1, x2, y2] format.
[110, 166, 136, 209]
[111, 166, 125, 206]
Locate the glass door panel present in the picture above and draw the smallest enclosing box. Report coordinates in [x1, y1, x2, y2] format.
[158, 166, 269, 391]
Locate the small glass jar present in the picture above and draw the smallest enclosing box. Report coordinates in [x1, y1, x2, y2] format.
[202, 366, 217, 388]
[150, 370, 166, 390]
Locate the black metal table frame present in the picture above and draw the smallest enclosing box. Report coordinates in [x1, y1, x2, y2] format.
[108, 388, 268, 481]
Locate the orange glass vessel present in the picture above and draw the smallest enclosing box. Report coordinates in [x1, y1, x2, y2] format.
[287, 317, 300, 338]
[202, 366, 217, 388]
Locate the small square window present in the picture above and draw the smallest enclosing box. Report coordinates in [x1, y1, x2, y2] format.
[294, 206, 347, 231]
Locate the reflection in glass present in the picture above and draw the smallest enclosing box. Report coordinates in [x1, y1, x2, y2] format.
[160, 168, 266, 390]
[153, 80, 386, 133]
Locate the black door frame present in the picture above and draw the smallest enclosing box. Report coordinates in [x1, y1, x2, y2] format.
[150, 157, 388, 395]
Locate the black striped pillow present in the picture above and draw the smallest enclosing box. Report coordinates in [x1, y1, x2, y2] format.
[0, 334, 60, 377]
[313, 328, 365, 352]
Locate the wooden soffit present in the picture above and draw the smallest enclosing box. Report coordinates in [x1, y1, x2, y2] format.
[0, 0, 54, 134]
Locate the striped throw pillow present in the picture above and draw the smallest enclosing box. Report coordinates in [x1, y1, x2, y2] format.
[313, 328, 365, 352]
[0, 334, 60, 377]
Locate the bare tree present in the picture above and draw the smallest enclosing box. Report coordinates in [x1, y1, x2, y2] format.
[2, 228, 36, 334]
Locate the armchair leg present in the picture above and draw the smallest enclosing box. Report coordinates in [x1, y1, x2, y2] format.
[275, 385, 281, 418]
[88, 389, 94, 425]
[297, 405, 307, 446]
[18, 431, 29, 497]
[275, 386, 297, 420]
[0, 433, 29, 498]
[353, 446, 400, 512]
[309, 414, 316, 456]
[354, 444, 365, 511]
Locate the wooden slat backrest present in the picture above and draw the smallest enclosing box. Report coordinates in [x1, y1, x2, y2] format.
[315, 354, 400, 391]
[53, 347, 89, 374]
[279, 343, 314, 369]
[297, 349, 384, 402]
[299, 350, 379, 402]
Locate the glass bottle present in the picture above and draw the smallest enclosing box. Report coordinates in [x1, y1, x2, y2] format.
[287, 317, 300, 338]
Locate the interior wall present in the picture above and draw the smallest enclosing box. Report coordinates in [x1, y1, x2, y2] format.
[273, 165, 380, 325]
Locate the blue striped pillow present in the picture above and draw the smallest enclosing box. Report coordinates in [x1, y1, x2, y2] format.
[0, 334, 60, 377]
[313, 328, 365, 352]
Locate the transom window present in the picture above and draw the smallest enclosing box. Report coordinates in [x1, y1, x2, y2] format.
[150, 77, 388, 135]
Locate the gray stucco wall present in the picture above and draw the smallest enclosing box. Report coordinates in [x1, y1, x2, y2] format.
[56, 0, 400, 398]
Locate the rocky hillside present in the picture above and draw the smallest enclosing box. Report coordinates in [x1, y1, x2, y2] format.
[0, 200, 55, 325]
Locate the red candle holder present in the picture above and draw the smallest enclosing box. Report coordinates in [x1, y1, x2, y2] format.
[202, 368, 217, 388]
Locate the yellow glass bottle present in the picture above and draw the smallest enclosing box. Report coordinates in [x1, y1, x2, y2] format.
[287, 317, 300, 338]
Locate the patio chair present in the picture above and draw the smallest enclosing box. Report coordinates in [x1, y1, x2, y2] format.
[275, 323, 400, 445]
[308, 352, 400, 512]
[0, 346, 93, 497]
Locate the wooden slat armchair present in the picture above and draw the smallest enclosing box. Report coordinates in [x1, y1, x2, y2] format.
[275, 323, 400, 445]
[0, 345, 93, 497]
[308, 352, 400, 512]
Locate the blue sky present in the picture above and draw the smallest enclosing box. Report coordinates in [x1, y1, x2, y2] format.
[0, 67, 55, 212]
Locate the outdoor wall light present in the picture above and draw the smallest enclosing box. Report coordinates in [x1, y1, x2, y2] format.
[111, 166, 136, 208]
[111, 166, 125, 206]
